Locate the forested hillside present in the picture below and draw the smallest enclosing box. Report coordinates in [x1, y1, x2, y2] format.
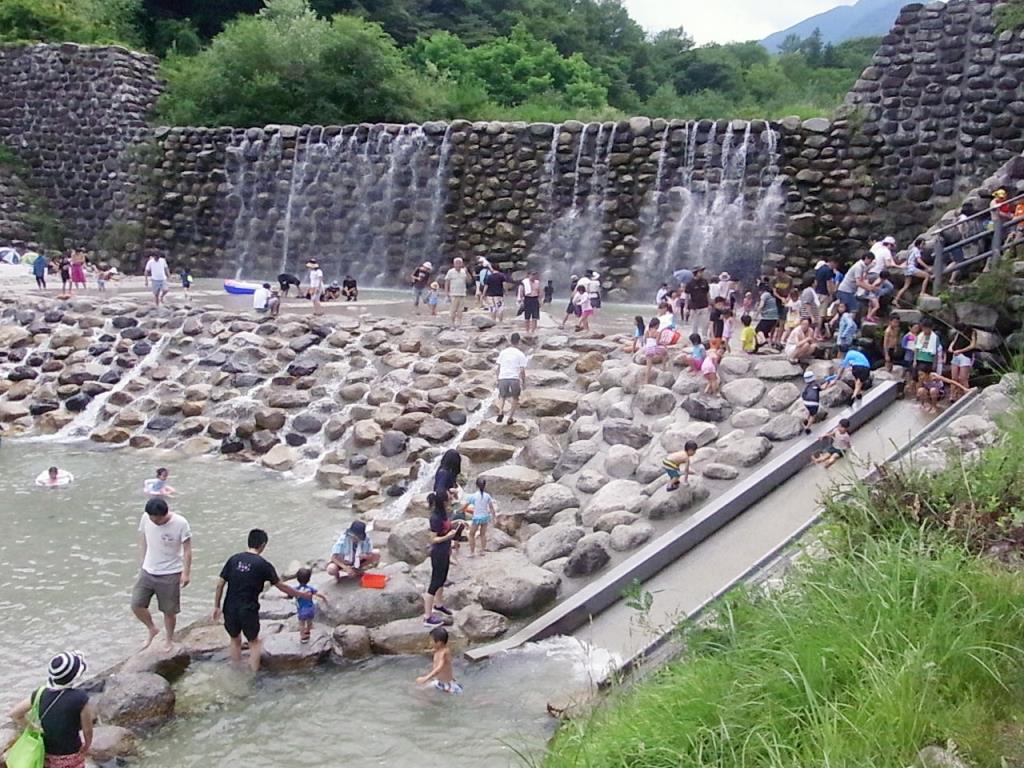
[0, 0, 880, 124]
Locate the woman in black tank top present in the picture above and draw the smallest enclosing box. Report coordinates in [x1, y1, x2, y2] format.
[8, 652, 94, 767]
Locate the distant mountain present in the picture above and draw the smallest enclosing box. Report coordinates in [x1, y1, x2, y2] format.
[761, 0, 924, 51]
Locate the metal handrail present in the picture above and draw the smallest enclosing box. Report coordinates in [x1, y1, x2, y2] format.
[939, 212, 1024, 275]
[929, 190, 1024, 238]
[933, 207, 1019, 291]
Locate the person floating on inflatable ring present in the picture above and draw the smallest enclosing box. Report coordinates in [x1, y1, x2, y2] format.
[36, 466, 73, 487]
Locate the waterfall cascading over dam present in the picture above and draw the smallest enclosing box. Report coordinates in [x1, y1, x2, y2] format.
[219, 119, 786, 292]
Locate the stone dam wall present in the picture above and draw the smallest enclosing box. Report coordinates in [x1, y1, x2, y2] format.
[1, 0, 1024, 289]
[0, 43, 162, 244]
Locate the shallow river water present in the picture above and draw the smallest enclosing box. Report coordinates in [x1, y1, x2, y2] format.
[0, 440, 604, 767]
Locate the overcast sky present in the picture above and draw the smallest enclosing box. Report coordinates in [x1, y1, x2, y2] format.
[622, 0, 853, 44]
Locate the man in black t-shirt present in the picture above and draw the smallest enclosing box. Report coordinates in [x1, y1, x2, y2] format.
[410, 261, 433, 313]
[213, 528, 307, 672]
[685, 266, 711, 337]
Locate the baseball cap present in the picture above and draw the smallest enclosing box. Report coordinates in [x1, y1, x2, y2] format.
[803, 371, 816, 382]
[347, 520, 367, 539]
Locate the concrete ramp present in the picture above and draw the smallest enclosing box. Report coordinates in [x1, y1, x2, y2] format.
[467, 381, 904, 663]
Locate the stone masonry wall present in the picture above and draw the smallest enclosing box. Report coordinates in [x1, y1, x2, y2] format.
[0, 43, 161, 246]
[4, 0, 1024, 285]
[783, 0, 1024, 267]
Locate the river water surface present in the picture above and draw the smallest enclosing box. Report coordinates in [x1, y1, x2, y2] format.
[0, 440, 605, 766]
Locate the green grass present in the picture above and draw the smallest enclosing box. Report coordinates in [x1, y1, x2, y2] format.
[545, 397, 1024, 768]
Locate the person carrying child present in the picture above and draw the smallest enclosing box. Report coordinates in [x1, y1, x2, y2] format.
[293, 567, 327, 644]
[811, 418, 852, 468]
[663, 441, 698, 491]
[416, 626, 462, 694]
[462, 477, 497, 557]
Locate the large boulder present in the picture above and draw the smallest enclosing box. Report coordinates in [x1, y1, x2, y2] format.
[763, 382, 801, 412]
[332, 624, 371, 660]
[520, 434, 562, 471]
[96, 673, 174, 728]
[563, 532, 611, 577]
[479, 465, 545, 499]
[456, 605, 510, 642]
[552, 440, 600, 478]
[633, 385, 675, 415]
[753, 360, 803, 380]
[758, 414, 804, 442]
[602, 418, 652, 449]
[459, 438, 517, 463]
[720, 378, 767, 408]
[419, 417, 458, 442]
[260, 628, 332, 670]
[661, 421, 718, 451]
[352, 419, 383, 447]
[702, 462, 740, 480]
[370, 618, 464, 655]
[475, 551, 559, 617]
[260, 444, 297, 471]
[730, 408, 771, 428]
[526, 483, 578, 524]
[954, 301, 998, 330]
[680, 394, 730, 422]
[380, 430, 409, 457]
[318, 572, 423, 627]
[520, 388, 579, 417]
[88, 726, 137, 762]
[609, 521, 654, 551]
[387, 518, 432, 564]
[717, 436, 772, 467]
[583, 479, 645, 522]
[525, 524, 586, 565]
[643, 481, 710, 520]
[604, 444, 639, 478]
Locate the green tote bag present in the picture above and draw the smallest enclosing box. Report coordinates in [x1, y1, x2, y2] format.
[5, 688, 46, 768]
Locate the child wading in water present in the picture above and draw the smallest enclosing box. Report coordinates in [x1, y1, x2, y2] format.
[811, 418, 852, 468]
[663, 441, 698, 491]
[417, 626, 462, 694]
[462, 477, 497, 557]
[293, 567, 326, 643]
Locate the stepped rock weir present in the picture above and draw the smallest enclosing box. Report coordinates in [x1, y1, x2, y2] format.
[2, 1, 1024, 289]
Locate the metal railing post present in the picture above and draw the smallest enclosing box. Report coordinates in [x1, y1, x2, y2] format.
[992, 215, 1004, 267]
[933, 241, 944, 293]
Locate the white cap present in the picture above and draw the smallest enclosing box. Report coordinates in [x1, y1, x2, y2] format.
[883, 236, 896, 246]
[803, 370, 816, 381]
[422, 261, 432, 269]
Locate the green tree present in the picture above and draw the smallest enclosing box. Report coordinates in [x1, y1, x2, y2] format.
[157, 0, 425, 126]
[0, 0, 143, 45]
[409, 22, 609, 110]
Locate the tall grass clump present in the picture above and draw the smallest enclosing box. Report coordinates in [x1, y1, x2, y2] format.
[546, 397, 1024, 768]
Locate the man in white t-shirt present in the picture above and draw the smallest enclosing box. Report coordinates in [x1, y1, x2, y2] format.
[495, 332, 528, 425]
[306, 259, 325, 316]
[836, 253, 876, 313]
[445, 257, 470, 328]
[252, 282, 270, 312]
[131, 497, 192, 651]
[869, 236, 900, 271]
[144, 253, 169, 307]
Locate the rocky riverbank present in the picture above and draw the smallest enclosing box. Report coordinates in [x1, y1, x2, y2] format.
[0, 288, 875, 763]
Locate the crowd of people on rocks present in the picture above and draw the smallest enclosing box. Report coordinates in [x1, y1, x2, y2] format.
[634, 235, 977, 424]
